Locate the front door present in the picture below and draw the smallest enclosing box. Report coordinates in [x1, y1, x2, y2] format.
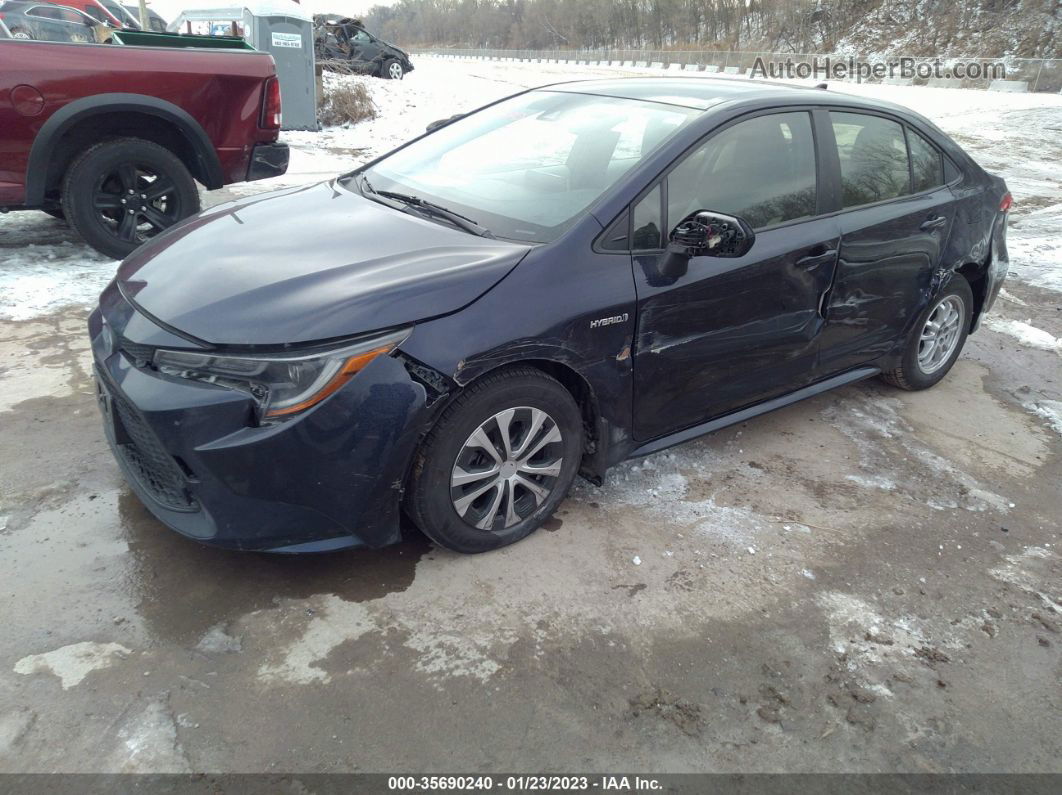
[349, 29, 380, 63]
[631, 110, 839, 441]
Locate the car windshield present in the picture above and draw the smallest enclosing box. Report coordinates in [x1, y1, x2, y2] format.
[355, 90, 698, 243]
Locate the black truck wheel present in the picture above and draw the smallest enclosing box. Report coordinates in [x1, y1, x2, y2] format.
[61, 137, 199, 260]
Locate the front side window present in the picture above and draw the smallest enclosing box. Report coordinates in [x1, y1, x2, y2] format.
[908, 129, 944, 193]
[665, 111, 817, 231]
[831, 112, 910, 207]
[361, 91, 697, 243]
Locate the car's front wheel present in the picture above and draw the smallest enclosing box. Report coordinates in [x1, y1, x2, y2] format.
[382, 58, 405, 80]
[61, 137, 200, 260]
[881, 275, 973, 390]
[406, 367, 583, 553]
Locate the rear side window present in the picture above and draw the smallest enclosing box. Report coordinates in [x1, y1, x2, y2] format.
[831, 112, 910, 207]
[908, 129, 944, 193]
[666, 111, 817, 231]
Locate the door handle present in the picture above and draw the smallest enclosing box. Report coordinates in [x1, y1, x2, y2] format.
[795, 249, 837, 270]
[920, 215, 948, 231]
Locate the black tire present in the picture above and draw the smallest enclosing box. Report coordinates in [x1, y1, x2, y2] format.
[10, 28, 32, 39]
[881, 276, 973, 391]
[61, 137, 199, 260]
[406, 367, 584, 554]
[381, 58, 404, 80]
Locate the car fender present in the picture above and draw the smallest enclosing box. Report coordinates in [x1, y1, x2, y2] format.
[24, 93, 225, 206]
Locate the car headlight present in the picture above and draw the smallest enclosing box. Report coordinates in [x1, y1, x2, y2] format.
[153, 328, 411, 423]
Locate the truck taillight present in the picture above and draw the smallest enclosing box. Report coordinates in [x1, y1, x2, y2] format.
[999, 192, 1013, 212]
[261, 76, 281, 130]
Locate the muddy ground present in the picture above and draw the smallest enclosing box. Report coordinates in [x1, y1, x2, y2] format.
[0, 261, 1058, 773]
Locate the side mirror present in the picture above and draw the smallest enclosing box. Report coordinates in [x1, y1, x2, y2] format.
[660, 210, 756, 278]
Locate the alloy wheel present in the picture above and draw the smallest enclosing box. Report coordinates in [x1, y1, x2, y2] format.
[450, 407, 564, 532]
[92, 162, 184, 246]
[388, 62, 403, 79]
[917, 295, 965, 374]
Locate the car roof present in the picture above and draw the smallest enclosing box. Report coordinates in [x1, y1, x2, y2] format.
[545, 76, 907, 115]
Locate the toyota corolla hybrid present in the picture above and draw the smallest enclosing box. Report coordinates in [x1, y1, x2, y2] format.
[89, 78, 1011, 554]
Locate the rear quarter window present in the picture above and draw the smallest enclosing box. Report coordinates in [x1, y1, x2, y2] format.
[908, 129, 945, 193]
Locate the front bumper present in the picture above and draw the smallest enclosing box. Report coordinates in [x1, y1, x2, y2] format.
[89, 285, 427, 552]
[246, 142, 290, 182]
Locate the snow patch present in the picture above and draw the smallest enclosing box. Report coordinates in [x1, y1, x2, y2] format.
[195, 624, 242, 654]
[1024, 400, 1062, 437]
[257, 593, 510, 687]
[989, 546, 1059, 606]
[845, 474, 897, 491]
[404, 628, 506, 684]
[108, 698, 190, 774]
[14, 641, 130, 689]
[983, 316, 1062, 353]
[0, 214, 117, 321]
[592, 452, 766, 543]
[257, 596, 374, 685]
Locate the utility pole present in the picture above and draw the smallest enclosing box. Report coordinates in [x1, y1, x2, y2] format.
[137, 0, 149, 31]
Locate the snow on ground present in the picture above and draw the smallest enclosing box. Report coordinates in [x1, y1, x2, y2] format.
[1025, 400, 1062, 437]
[0, 216, 117, 321]
[1, 55, 1059, 317]
[982, 316, 1062, 353]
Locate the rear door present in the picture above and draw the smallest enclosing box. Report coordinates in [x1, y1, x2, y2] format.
[629, 109, 842, 441]
[816, 110, 958, 374]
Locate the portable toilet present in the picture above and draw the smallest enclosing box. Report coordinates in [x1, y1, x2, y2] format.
[168, 1, 317, 131]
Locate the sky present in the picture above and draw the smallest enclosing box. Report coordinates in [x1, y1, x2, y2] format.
[145, 0, 394, 24]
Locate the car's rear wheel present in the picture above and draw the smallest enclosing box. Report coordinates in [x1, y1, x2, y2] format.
[10, 28, 32, 39]
[881, 276, 973, 391]
[61, 137, 199, 259]
[382, 58, 404, 80]
[406, 367, 583, 553]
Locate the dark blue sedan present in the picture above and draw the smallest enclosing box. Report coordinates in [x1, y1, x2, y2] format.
[89, 78, 1012, 553]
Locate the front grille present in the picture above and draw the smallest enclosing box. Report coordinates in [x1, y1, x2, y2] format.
[107, 386, 199, 512]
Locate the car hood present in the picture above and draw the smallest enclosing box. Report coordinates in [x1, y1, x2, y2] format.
[117, 180, 530, 346]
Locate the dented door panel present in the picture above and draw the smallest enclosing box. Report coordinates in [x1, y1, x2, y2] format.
[630, 220, 841, 441]
[817, 187, 956, 374]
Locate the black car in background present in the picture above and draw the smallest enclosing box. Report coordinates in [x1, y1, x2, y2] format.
[0, 0, 98, 40]
[90, 78, 1010, 555]
[314, 16, 414, 79]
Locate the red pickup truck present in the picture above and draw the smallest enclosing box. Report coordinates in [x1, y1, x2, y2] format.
[0, 39, 289, 257]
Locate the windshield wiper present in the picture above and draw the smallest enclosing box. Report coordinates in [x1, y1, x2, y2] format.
[358, 175, 494, 238]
